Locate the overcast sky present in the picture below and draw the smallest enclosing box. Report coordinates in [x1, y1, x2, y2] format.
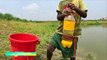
[0, 0, 107, 20]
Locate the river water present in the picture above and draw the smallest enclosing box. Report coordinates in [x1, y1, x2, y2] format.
[78, 26, 107, 60]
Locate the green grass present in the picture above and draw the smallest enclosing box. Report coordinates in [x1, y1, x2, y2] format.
[0, 19, 107, 60]
[0, 20, 58, 60]
[81, 20, 107, 26]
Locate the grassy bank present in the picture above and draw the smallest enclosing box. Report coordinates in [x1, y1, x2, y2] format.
[0, 19, 107, 60]
[81, 20, 107, 26]
[0, 20, 58, 60]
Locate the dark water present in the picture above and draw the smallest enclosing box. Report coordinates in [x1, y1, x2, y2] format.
[78, 26, 107, 60]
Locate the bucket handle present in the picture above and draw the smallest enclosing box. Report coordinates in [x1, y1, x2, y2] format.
[37, 40, 40, 44]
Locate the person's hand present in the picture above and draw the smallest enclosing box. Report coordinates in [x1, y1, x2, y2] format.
[62, 10, 71, 16]
[67, 3, 77, 10]
[62, 8, 72, 16]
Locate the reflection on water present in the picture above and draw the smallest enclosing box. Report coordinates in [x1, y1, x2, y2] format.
[78, 26, 107, 60]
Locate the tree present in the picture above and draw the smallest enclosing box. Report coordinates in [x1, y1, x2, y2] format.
[0, 13, 3, 19]
[0, 13, 29, 21]
[3, 13, 14, 20]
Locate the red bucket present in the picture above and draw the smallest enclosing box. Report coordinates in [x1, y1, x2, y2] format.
[8, 33, 39, 60]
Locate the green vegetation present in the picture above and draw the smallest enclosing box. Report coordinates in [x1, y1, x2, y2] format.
[81, 20, 107, 26]
[0, 19, 58, 60]
[0, 13, 28, 22]
[0, 19, 107, 60]
[0, 13, 107, 60]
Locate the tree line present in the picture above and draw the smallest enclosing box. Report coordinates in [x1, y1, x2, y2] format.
[0, 13, 28, 22]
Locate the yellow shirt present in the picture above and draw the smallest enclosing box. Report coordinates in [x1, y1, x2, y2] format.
[56, 0, 87, 36]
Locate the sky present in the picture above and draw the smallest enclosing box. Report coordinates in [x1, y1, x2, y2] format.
[0, 0, 107, 21]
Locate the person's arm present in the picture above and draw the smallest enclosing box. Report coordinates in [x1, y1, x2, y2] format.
[56, 8, 72, 21]
[74, 7, 87, 18]
[67, 3, 87, 18]
[56, 10, 65, 21]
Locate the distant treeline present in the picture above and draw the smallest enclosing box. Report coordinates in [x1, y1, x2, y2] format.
[0, 13, 28, 22]
[0, 13, 107, 23]
[0, 13, 58, 22]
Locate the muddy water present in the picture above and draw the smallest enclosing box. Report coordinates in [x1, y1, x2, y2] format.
[78, 26, 107, 60]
